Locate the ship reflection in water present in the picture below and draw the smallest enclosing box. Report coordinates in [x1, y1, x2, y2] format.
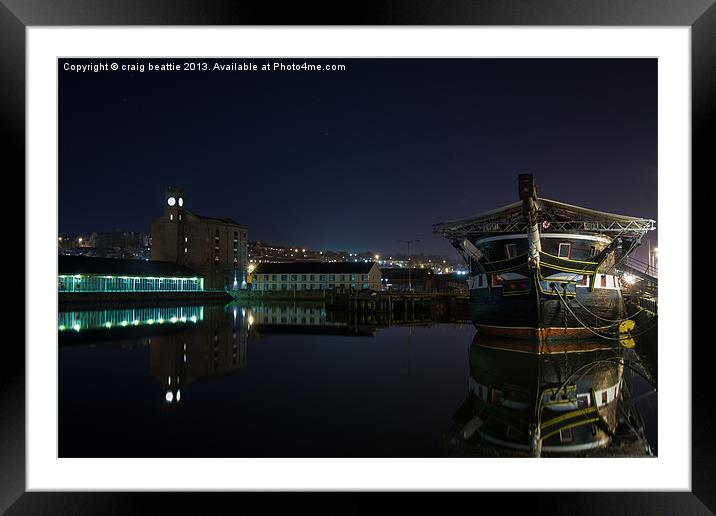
[58, 302, 656, 457]
[447, 335, 656, 457]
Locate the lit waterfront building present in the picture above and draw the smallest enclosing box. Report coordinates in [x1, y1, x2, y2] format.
[251, 262, 381, 291]
[151, 187, 248, 290]
[58, 255, 204, 293]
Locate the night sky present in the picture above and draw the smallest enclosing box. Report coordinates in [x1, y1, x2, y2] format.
[59, 58, 657, 257]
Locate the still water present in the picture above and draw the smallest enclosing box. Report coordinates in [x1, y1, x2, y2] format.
[58, 302, 657, 457]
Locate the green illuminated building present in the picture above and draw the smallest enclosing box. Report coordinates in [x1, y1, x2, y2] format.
[58, 255, 204, 293]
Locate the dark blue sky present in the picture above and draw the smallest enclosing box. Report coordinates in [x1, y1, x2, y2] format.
[59, 58, 657, 257]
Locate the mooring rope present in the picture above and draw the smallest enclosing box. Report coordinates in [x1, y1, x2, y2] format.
[551, 286, 659, 340]
[570, 293, 646, 324]
[551, 288, 627, 341]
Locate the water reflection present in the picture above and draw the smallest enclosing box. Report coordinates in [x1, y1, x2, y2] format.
[149, 305, 248, 405]
[245, 302, 383, 336]
[58, 305, 204, 332]
[447, 334, 655, 457]
[58, 302, 655, 457]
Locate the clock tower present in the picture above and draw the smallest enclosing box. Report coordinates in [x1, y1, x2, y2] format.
[165, 187, 185, 221]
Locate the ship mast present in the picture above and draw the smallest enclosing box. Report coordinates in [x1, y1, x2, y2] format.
[518, 174, 542, 268]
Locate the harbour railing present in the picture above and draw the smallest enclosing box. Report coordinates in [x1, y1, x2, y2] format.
[636, 296, 658, 315]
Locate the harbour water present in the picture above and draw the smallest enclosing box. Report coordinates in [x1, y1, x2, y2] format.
[58, 302, 656, 457]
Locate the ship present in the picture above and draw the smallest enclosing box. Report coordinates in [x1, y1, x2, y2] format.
[433, 174, 655, 342]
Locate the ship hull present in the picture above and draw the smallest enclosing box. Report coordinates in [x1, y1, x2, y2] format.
[470, 277, 625, 342]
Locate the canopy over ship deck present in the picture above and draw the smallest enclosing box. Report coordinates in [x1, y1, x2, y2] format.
[432, 197, 655, 243]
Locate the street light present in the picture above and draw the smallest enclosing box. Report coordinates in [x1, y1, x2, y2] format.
[398, 239, 420, 291]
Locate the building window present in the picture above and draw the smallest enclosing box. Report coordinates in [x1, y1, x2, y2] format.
[558, 243, 572, 258]
[505, 243, 517, 258]
[281, 275, 287, 281]
[600, 274, 607, 287]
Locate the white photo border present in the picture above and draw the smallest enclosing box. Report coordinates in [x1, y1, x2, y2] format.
[27, 26, 690, 491]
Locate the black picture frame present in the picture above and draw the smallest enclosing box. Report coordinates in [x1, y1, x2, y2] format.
[3, 1, 708, 513]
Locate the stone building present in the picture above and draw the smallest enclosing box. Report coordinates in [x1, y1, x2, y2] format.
[151, 187, 248, 290]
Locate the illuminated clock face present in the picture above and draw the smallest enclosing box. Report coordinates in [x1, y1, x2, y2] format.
[167, 197, 176, 206]
[178, 197, 184, 207]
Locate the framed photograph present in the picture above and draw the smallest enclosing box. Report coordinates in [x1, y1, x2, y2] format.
[4, 0, 709, 513]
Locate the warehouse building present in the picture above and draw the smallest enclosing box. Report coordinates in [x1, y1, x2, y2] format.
[251, 262, 381, 291]
[58, 255, 204, 293]
[151, 187, 248, 290]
